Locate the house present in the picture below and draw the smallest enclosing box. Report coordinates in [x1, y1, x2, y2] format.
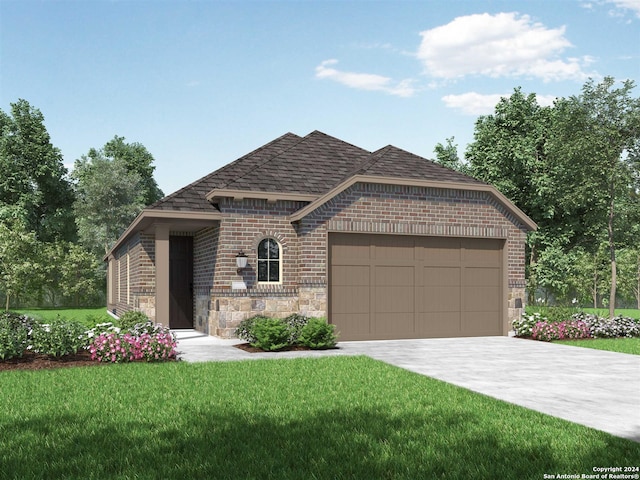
[106, 131, 536, 341]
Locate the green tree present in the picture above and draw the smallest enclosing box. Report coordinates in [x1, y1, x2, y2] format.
[532, 240, 578, 305]
[44, 242, 104, 306]
[0, 99, 76, 242]
[102, 136, 164, 205]
[433, 136, 467, 173]
[617, 248, 640, 309]
[465, 89, 558, 304]
[571, 244, 610, 308]
[0, 206, 46, 310]
[549, 77, 640, 318]
[466, 88, 554, 226]
[72, 151, 145, 256]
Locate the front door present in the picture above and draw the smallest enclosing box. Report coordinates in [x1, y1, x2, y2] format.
[169, 236, 193, 328]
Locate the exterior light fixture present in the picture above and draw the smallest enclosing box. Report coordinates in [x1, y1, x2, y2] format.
[236, 250, 248, 273]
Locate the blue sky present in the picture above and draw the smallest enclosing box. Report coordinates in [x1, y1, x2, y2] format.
[1, 0, 639, 196]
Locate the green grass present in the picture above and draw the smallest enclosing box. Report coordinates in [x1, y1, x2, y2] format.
[554, 337, 640, 355]
[526, 306, 640, 320]
[580, 307, 640, 319]
[13, 307, 112, 328]
[0, 356, 638, 479]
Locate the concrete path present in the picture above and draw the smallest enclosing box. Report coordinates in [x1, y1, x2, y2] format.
[173, 330, 640, 442]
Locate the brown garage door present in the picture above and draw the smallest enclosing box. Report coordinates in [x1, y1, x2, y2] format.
[329, 233, 504, 340]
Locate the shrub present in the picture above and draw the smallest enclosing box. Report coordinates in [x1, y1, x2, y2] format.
[298, 318, 337, 349]
[283, 314, 310, 344]
[251, 318, 290, 351]
[0, 311, 36, 332]
[531, 320, 591, 342]
[90, 332, 135, 363]
[572, 313, 640, 338]
[129, 321, 170, 336]
[544, 306, 581, 324]
[118, 311, 150, 331]
[29, 320, 89, 357]
[235, 315, 270, 344]
[512, 313, 546, 337]
[0, 313, 30, 360]
[89, 325, 177, 363]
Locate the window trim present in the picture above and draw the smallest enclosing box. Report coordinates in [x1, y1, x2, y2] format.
[256, 237, 282, 285]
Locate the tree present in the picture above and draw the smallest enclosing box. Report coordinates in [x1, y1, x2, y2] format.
[72, 150, 145, 256]
[617, 248, 640, 309]
[466, 88, 554, 226]
[549, 77, 640, 318]
[0, 99, 76, 242]
[102, 136, 164, 205]
[434, 137, 467, 173]
[571, 244, 610, 308]
[465, 89, 559, 305]
[44, 242, 104, 306]
[0, 206, 46, 310]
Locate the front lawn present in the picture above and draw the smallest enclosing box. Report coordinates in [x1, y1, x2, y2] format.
[13, 307, 112, 328]
[0, 356, 637, 479]
[554, 337, 640, 355]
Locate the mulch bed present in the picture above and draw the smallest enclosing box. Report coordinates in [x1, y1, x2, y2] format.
[0, 351, 179, 372]
[0, 350, 102, 372]
[234, 343, 338, 353]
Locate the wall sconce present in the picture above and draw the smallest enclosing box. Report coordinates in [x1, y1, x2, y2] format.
[236, 250, 248, 273]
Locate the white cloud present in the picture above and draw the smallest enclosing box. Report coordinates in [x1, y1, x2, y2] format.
[315, 59, 416, 97]
[441, 92, 508, 115]
[442, 92, 558, 115]
[607, 0, 640, 17]
[418, 12, 593, 82]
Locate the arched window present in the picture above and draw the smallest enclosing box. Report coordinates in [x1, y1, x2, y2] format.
[257, 238, 281, 283]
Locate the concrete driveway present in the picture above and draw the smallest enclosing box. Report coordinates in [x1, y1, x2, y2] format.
[174, 331, 640, 442]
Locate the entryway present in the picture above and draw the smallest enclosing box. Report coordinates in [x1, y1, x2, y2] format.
[169, 235, 193, 328]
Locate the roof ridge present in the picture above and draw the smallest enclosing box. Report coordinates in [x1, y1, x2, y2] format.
[380, 143, 479, 177]
[221, 130, 372, 192]
[355, 145, 393, 175]
[218, 132, 311, 191]
[307, 130, 371, 154]
[148, 132, 301, 209]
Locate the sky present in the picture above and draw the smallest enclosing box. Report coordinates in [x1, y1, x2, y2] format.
[1, 0, 639, 197]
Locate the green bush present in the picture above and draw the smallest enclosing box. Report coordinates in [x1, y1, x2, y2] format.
[1, 311, 36, 330]
[512, 312, 546, 337]
[29, 320, 89, 357]
[235, 315, 271, 344]
[118, 311, 150, 331]
[283, 313, 310, 344]
[251, 318, 290, 351]
[298, 318, 337, 349]
[0, 313, 30, 360]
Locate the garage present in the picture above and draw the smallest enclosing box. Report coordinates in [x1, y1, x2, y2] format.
[329, 233, 505, 341]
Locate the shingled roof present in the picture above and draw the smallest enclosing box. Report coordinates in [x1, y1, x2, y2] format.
[149, 130, 484, 212]
[108, 131, 536, 258]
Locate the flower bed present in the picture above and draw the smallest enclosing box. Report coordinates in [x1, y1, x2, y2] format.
[513, 311, 640, 342]
[1, 311, 177, 366]
[90, 329, 177, 363]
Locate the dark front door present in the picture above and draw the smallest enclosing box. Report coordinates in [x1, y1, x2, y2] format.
[169, 236, 193, 329]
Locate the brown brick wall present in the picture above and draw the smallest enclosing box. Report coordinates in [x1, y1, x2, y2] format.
[298, 183, 528, 287]
[107, 232, 156, 320]
[111, 181, 529, 336]
[210, 199, 305, 290]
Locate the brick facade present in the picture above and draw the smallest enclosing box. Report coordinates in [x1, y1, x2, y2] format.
[108, 182, 529, 338]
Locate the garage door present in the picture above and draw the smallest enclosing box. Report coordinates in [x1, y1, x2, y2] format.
[329, 233, 504, 340]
